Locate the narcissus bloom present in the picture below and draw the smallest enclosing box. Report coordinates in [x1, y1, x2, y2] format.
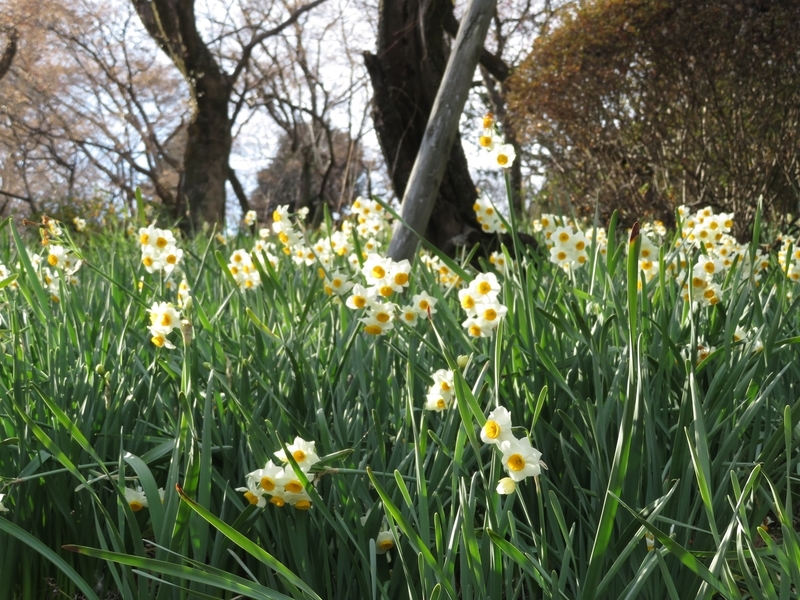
[274, 437, 321, 472]
[0, 493, 9, 512]
[499, 437, 545, 482]
[147, 301, 181, 349]
[236, 481, 267, 508]
[375, 530, 395, 554]
[481, 406, 514, 445]
[124, 487, 149, 512]
[489, 143, 516, 169]
[247, 460, 284, 493]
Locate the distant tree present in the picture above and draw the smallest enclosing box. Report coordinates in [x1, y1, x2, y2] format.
[247, 5, 374, 224]
[250, 123, 365, 223]
[0, 1, 187, 217]
[129, 0, 328, 232]
[508, 0, 800, 234]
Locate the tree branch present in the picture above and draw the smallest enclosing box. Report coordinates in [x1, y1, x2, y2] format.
[230, 0, 330, 86]
[228, 166, 250, 214]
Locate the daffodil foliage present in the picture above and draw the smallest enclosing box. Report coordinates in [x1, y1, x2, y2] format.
[1, 134, 800, 598]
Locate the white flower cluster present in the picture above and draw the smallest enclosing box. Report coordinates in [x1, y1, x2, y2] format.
[138, 225, 183, 276]
[424, 368, 456, 412]
[663, 206, 766, 306]
[459, 273, 507, 338]
[351, 197, 392, 240]
[147, 301, 181, 349]
[473, 195, 507, 234]
[237, 437, 319, 510]
[778, 236, 800, 283]
[534, 215, 609, 267]
[227, 249, 262, 290]
[39, 244, 83, 301]
[547, 224, 590, 271]
[244, 209, 257, 227]
[675, 205, 769, 278]
[489, 251, 512, 276]
[343, 254, 412, 336]
[477, 114, 516, 169]
[72, 216, 86, 232]
[420, 253, 462, 289]
[480, 406, 546, 494]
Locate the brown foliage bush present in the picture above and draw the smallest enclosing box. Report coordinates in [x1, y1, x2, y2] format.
[508, 0, 800, 235]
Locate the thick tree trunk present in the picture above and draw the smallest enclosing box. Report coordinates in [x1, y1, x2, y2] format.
[364, 0, 483, 255]
[183, 89, 231, 231]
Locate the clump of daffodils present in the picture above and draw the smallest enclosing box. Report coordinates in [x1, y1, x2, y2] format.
[489, 251, 511, 276]
[344, 253, 414, 336]
[227, 249, 261, 290]
[138, 225, 183, 276]
[38, 245, 82, 302]
[547, 224, 590, 271]
[351, 197, 392, 239]
[478, 113, 516, 169]
[398, 291, 438, 327]
[420, 252, 462, 289]
[675, 205, 768, 280]
[237, 437, 320, 510]
[459, 272, 507, 337]
[147, 301, 181, 349]
[778, 235, 800, 283]
[424, 368, 456, 412]
[244, 209, 257, 227]
[473, 195, 507, 234]
[480, 406, 546, 493]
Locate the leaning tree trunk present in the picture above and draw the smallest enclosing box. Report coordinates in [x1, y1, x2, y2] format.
[364, 0, 483, 255]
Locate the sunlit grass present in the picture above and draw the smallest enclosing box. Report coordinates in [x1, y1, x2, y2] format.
[0, 202, 799, 599]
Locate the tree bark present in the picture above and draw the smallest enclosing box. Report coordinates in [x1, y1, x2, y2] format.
[364, 0, 485, 256]
[0, 27, 17, 82]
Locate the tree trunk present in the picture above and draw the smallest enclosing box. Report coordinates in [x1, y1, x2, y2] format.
[183, 87, 231, 231]
[131, 0, 232, 233]
[364, 0, 483, 255]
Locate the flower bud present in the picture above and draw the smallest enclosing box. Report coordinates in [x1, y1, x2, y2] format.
[496, 477, 516, 495]
[94, 364, 106, 376]
[456, 355, 469, 369]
